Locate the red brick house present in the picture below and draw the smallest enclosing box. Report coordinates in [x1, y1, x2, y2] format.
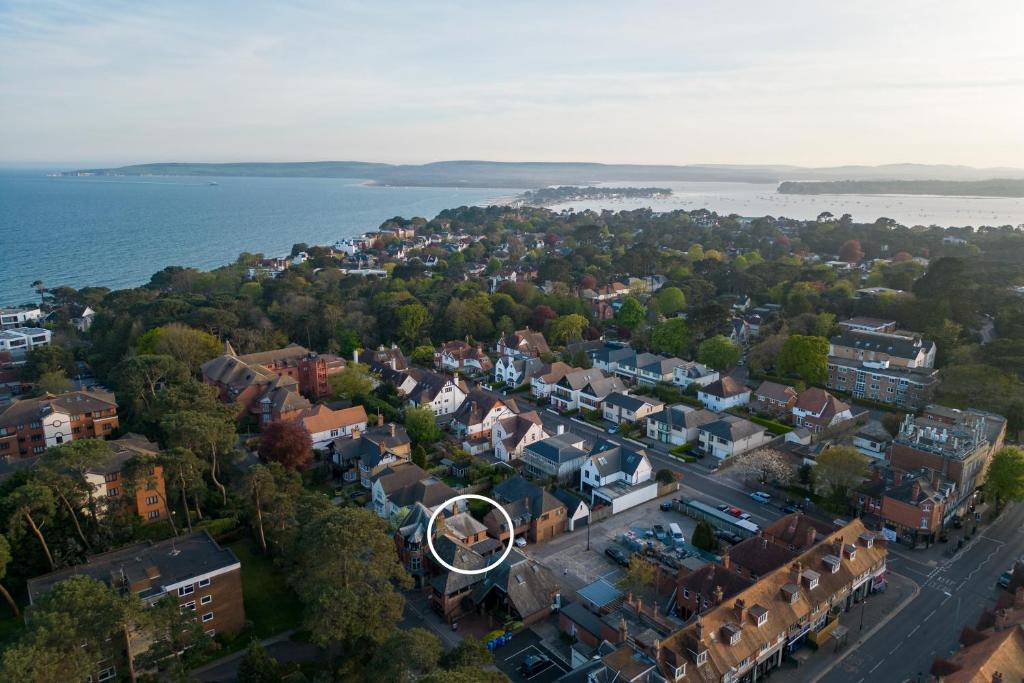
[0, 389, 119, 458]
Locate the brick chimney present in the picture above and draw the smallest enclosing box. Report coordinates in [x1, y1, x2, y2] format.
[911, 480, 921, 502]
[732, 598, 746, 624]
[378, 412, 385, 427]
[695, 614, 704, 642]
[352, 427, 361, 440]
[994, 608, 1012, 631]
[790, 562, 802, 584]
[805, 526, 817, 549]
[991, 672, 1002, 683]
[721, 551, 731, 569]
[619, 617, 628, 643]
[713, 585, 724, 605]
[832, 536, 843, 557]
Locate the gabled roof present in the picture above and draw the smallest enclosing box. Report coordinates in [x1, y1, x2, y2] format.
[526, 433, 588, 465]
[700, 377, 749, 399]
[452, 390, 515, 426]
[298, 404, 368, 434]
[650, 404, 719, 431]
[699, 415, 765, 443]
[587, 441, 649, 477]
[492, 475, 566, 516]
[0, 389, 118, 427]
[753, 381, 797, 403]
[602, 392, 663, 412]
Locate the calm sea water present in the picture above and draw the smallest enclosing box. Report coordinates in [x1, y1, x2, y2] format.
[0, 171, 509, 306]
[553, 181, 1024, 228]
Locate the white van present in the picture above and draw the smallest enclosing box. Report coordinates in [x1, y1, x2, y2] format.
[669, 523, 684, 544]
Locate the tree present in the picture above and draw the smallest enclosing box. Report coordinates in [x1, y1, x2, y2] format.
[813, 446, 869, 498]
[412, 444, 428, 469]
[655, 468, 676, 485]
[615, 297, 646, 330]
[370, 627, 443, 681]
[290, 506, 412, 648]
[162, 409, 238, 505]
[410, 345, 435, 366]
[777, 335, 830, 384]
[619, 556, 655, 595]
[653, 286, 686, 315]
[732, 448, 793, 486]
[243, 464, 284, 553]
[405, 405, 441, 445]
[881, 412, 906, 438]
[0, 536, 19, 617]
[651, 318, 690, 357]
[548, 314, 589, 345]
[691, 521, 715, 551]
[6, 481, 58, 571]
[747, 333, 785, 375]
[697, 335, 741, 371]
[258, 420, 313, 471]
[238, 640, 287, 683]
[838, 239, 864, 263]
[160, 447, 207, 532]
[136, 322, 221, 372]
[985, 446, 1024, 510]
[420, 669, 509, 683]
[444, 636, 493, 668]
[21, 345, 74, 382]
[329, 362, 375, 400]
[34, 370, 72, 395]
[397, 303, 430, 346]
[111, 354, 190, 418]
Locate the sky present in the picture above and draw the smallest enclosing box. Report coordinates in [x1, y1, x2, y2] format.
[2, 0, 1023, 168]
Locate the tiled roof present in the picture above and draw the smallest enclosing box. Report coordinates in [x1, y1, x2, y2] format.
[298, 404, 368, 434]
[700, 377, 749, 399]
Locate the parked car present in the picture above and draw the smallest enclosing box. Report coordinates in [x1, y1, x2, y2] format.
[607, 425, 619, 434]
[999, 569, 1014, 589]
[750, 491, 771, 504]
[716, 504, 730, 512]
[782, 504, 801, 514]
[714, 529, 742, 544]
[605, 547, 632, 567]
[653, 524, 667, 540]
[738, 512, 753, 521]
[514, 537, 527, 548]
[660, 500, 674, 511]
[726, 507, 744, 518]
[519, 654, 553, 676]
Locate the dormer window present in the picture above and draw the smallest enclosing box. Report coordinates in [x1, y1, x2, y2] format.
[750, 604, 769, 627]
[823, 555, 841, 574]
[802, 570, 820, 590]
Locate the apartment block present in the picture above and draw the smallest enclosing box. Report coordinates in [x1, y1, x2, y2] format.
[0, 389, 119, 457]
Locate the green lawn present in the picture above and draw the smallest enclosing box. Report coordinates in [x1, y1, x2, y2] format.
[228, 539, 304, 638]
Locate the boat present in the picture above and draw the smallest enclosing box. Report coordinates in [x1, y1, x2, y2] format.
[208, 181, 219, 186]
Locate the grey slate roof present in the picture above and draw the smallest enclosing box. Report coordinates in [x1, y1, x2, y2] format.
[830, 329, 934, 359]
[526, 433, 588, 465]
[589, 440, 648, 476]
[700, 415, 766, 442]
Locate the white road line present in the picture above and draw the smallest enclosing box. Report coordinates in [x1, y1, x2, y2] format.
[907, 625, 920, 637]
[924, 609, 936, 621]
[869, 660, 884, 673]
[888, 644, 900, 655]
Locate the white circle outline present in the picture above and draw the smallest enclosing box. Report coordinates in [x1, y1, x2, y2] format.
[426, 494, 516, 576]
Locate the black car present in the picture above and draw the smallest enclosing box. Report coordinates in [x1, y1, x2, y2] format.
[660, 500, 674, 511]
[520, 654, 553, 676]
[714, 529, 742, 544]
[605, 547, 632, 566]
[782, 504, 801, 514]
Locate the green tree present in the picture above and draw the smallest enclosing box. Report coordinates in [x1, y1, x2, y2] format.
[548, 314, 589, 345]
[136, 322, 222, 372]
[691, 521, 715, 551]
[650, 318, 690, 357]
[655, 468, 676, 485]
[160, 447, 208, 533]
[985, 446, 1024, 510]
[237, 639, 287, 683]
[697, 335, 741, 371]
[411, 345, 436, 366]
[412, 444, 429, 469]
[615, 297, 646, 330]
[370, 627, 443, 681]
[111, 354, 190, 418]
[397, 303, 430, 347]
[329, 362, 376, 400]
[6, 480, 58, 571]
[161, 409, 238, 505]
[405, 405, 441, 445]
[813, 446, 869, 499]
[290, 506, 413, 648]
[444, 636, 493, 668]
[34, 370, 72, 395]
[619, 556, 655, 595]
[0, 536, 20, 617]
[777, 335, 830, 384]
[21, 345, 74, 382]
[653, 286, 686, 315]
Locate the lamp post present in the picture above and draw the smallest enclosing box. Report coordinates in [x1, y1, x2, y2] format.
[859, 593, 867, 631]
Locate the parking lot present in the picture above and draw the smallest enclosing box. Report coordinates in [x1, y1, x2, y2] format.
[493, 629, 570, 683]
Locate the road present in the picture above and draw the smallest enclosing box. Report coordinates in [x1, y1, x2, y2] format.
[820, 501, 1024, 683]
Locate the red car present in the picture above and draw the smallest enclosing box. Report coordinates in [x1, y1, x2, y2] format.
[727, 507, 744, 518]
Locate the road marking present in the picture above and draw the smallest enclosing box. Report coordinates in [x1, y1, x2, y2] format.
[907, 625, 920, 637]
[869, 660, 884, 673]
[924, 609, 936, 621]
[888, 644, 900, 655]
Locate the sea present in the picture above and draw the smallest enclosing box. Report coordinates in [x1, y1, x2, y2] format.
[3, 171, 1024, 306]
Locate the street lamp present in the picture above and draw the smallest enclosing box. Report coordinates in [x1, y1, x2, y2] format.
[859, 593, 867, 631]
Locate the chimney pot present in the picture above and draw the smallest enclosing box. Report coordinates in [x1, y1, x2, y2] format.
[721, 552, 731, 569]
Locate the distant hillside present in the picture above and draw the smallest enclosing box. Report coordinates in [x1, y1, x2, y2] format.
[61, 160, 1024, 189]
[778, 179, 1024, 198]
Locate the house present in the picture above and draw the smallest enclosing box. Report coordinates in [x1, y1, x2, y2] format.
[551, 368, 626, 412]
[580, 441, 656, 513]
[728, 317, 752, 345]
[837, 317, 897, 334]
[826, 356, 938, 409]
[616, 352, 686, 386]
[588, 343, 636, 375]
[492, 410, 548, 462]
[530, 361, 576, 400]
[791, 388, 853, 434]
[404, 369, 469, 416]
[27, 532, 245, 665]
[0, 306, 42, 330]
[676, 560, 754, 620]
[485, 475, 568, 543]
[656, 520, 886, 683]
[697, 377, 751, 412]
[601, 392, 665, 425]
[880, 469, 954, 547]
[70, 305, 97, 332]
[522, 432, 589, 482]
[761, 512, 836, 552]
[750, 381, 798, 418]
[697, 416, 773, 460]
[493, 355, 546, 388]
[84, 434, 169, 524]
[646, 404, 719, 446]
[0, 389, 119, 458]
[330, 418, 412, 487]
[672, 360, 720, 389]
[357, 344, 408, 373]
[255, 376, 312, 425]
[829, 329, 936, 369]
[496, 328, 550, 360]
[370, 462, 459, 520]
[297, 404, 369, 449]
[553, 489, 590, 532]
[395, 503, 501, 586]
[450, 390, 518, 444]
[0, 327, 52, 360]
[582, 282, 630, 303]
[434, 340, 493, 374]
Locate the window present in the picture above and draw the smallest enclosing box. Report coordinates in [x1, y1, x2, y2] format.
[181, 601, 196, 612]
[201, 595, 212, 605]
[97, 666, 116, 682]
[756, 611, 768, 627]
[107, 488, 118, 497]
[202, 612, 214, 623]
[198, 578, 211, 588]
[148, 510, 160, 520]
[146, 496, 158, 505]
[178, 584, 195, 597]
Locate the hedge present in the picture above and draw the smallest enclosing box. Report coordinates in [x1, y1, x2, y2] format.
[746, 415, 793, 435]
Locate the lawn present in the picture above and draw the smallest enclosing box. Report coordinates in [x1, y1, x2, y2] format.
[228, 539, 304, 638]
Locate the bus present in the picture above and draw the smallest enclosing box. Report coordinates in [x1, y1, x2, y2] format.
[679, 498, 761, 539]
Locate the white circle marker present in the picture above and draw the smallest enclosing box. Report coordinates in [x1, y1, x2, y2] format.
[426, 494, 516, 575]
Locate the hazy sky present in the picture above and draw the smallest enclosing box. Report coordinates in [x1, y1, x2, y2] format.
[2, 1, 1023, 168]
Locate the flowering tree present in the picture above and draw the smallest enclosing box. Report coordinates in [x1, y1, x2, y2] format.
[732, 448, 793, 486]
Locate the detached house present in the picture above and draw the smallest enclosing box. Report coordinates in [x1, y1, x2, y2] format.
[551, 369, 626, 412]
[616, 352, 686, 386]
[791, 388, 853, 434]
[450, 390, 519, 443]
[434, 340, 493, 375]
[646, 404, 719, 446]
[485, 475, 568, 543]
[697, 416, 773, 460]
[521, 431, 588, 482]
[750, 381, 798, 419]
[496, 328, 550, 360]
[697, 377, 751, 412]
[492, 411, 548, 462]
[403, 369, 469, 416]
[493, 355, 545, 388]
[601, 392, 665, 425]
[371, 462, 459, 520]
[529, 361, 576, 400]
[297, 404, 369, 449]
[580, 441, 655, 513]
[330, 418, 411, 487]
[672, 361, 720, 389]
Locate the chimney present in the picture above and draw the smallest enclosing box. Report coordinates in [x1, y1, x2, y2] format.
[557, 425, 565, 435]
[390, 423, 396, 437]
[713, 585, 724, 605]
[805, 526, 817, 549]
[872, 468, 882, 482]
[932, 473, 942, 491]
[352, 427, 361, 440]
[695, 614, 704, 642]
[721, 552, 731, 569]
[790, 562, 802, 584]
[353, 349, 360, 363]
[732, 599, 746, 624]
[991, 672, 1002, 683]
[1014, 586, 1024, 608]
[832, 537, 843, 557]
[994, 608, 1012, 631]
[619, 617, 628, 643]
[894, 470, 904, 485]
[378, 412, 385, 427]
[636, 597, 643, 615]
[911, 480, 921, 502]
